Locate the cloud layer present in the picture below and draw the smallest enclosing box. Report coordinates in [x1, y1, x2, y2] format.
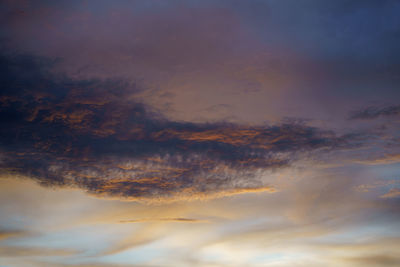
[0, 52, 356, 201]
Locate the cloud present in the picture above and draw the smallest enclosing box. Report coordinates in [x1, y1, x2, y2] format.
[0, 229, 27, 241]
[381, 188, 400, 199]
[119, 217, 207, 223]
[0, 51, 360, 202]
[344, 254, 400, 266]
[0, 246, 79, 257]
[349, 105, 400, 120]
[353, 154, 400, 165]
[354, 179, 400, 193]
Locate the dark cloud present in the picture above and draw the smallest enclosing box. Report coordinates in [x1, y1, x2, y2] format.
[349, 105, 400, 120]
[0, 51, 359, 201]
[0, 229, 27, 241]
[2, 0, 400, 124]
[0, 246, 79, 257]
[345, 254, 400, 266]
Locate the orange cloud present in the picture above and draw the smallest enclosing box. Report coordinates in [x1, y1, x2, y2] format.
[381, 188, 400, 199]
[354, 154, 400, 165]
[119, 217, 207, 223]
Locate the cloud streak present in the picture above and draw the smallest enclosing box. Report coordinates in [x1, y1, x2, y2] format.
[119, 217, 207, 223]
[381, 188, 400, 199]
[349, 105, 400, 120]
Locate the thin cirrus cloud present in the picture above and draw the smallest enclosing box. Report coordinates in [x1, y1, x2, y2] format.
[0, 51, 360, 202]
[119, 218, 207, 223]
[349, 105, 400, 120]
[0, 229, 27, 241]
[353, 154, 400, 166]
[381, 188, 400, 199]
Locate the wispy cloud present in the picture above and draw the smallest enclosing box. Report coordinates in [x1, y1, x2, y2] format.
[381, 188, 400, 199]
[349, 105, 400, 120]
[0, 246, 79, 257]
[0, 229, 27, 241]
[119, 217, 207, 223]
[344, 254, 400, 266]
[353, 154, 400, 165]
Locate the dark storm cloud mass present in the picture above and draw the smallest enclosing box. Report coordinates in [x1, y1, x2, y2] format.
[0, 51, 359, 201]
[349, 105, 400, 120]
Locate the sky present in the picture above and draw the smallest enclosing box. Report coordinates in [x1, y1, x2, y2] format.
[0, 0, 400, 266]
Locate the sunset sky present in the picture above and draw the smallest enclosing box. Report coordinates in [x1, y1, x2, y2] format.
[1, 1, 400, 266]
